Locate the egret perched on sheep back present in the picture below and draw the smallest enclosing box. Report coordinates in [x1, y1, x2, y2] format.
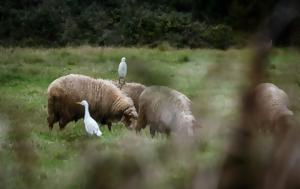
[118, 57, 127, 87]
[76, 100, 102, 137]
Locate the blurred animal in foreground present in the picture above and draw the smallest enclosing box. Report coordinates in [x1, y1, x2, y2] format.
[112, 81, 146, 112]
[263, 125, 300, 189]
[134, 86, 195, 137]
[76, 100, 102, 137]
[118, 57, 127, 87]
[47, 74, 138, 131]
[252, 83, 293, 138]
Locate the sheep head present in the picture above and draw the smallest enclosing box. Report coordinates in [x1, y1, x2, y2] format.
[121, 106, 138, 129]
[177, 114, 196, 137]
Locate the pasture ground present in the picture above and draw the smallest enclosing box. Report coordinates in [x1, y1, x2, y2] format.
[0, 47, 299, 188]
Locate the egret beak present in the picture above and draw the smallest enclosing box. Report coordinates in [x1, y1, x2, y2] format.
[76, 102, 81, 104]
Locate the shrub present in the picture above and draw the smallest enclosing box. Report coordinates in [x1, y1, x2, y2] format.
[202, 24, 234, 49]
[0, 0, 235, 49]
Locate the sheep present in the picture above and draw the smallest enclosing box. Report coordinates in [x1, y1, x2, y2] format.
[133, 86, 195, 137]
[47, 74, 138, 131]
[252, 83, 294, 138]
[120, 82, 146, 112]
[111, 81, 146, 112]
[100, 81, 145, 129]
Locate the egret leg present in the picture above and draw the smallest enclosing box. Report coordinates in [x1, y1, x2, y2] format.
[119, 77, 125, 89]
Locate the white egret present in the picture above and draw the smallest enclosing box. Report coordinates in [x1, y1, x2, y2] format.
[76, 100, 102, 137]
[118, 57, 127, 86]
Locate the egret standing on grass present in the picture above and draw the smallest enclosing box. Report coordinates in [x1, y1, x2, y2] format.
[76, 100, 102, 137]
[118, 57, 127, 87]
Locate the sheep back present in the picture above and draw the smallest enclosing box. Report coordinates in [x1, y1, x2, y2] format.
[253, 83, 293, 135]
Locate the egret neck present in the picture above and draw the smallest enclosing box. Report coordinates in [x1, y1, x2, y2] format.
[83, 103, 91, 120]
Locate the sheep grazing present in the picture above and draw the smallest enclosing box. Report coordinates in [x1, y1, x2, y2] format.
[103, 81, 146, 128]
[134, 86, 195, 137]
[119, 82, 146, 112]
[252, 83, 294, 138]
[47, 74, 138, 131]
[111, 81, 146, 112]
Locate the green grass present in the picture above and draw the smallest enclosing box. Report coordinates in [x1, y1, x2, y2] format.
[0, 46, 299, 188]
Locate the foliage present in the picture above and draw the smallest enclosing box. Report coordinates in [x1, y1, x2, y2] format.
[0, 0, 282, 48]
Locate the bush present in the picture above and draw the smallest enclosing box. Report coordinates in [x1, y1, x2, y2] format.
[0, 0, 235, 49]
[182, 22, 234, 49]
[202, 24, 234, 49]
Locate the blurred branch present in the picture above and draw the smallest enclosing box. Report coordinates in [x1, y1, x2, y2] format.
[217, 0, 300, 189]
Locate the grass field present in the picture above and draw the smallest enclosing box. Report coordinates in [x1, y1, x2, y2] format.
[0, 46, 299, 188]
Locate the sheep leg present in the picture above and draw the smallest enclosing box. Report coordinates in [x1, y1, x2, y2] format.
[150, 127, 156, 137]
[135, 107, 147, 132]
[47, 96, 58, 130]
[47, 115, 57, 130]
[59, 118, 68, 130]
[165, 129, 171, 137]
[107, 122, 112, 131]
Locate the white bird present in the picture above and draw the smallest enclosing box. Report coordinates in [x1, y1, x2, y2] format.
[118, 57, 127, 86]
[76, 100, 102, 137]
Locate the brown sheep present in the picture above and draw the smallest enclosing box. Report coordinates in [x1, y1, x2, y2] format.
[252, 83, 293, 138]
[134, 86, 195, 137]
[101, 81, 145, 130]
[47, 74, 138, 131]
[111, 81, 146, 112]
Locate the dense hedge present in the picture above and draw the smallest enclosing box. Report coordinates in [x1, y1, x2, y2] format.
[0, 0, 280, 48]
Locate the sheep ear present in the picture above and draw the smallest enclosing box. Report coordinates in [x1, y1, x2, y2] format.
[124, 108, 131, 115]
[131, 111, 138, 118]
[124, 108, 138, 118]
